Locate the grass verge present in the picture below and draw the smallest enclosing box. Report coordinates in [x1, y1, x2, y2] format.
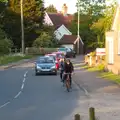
[0, 54, 37, 65]
[98, 72, 120, 84]
[81, 64, 105, 72]
[82, 64, 120, 84]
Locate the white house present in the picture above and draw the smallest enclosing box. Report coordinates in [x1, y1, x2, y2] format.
[44, 4, 84, 54]
[44, 5, 73, 40]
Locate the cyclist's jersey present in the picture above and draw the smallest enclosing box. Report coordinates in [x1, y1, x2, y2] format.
[60, 61, 64, 71]
[64, 62, 74, 73]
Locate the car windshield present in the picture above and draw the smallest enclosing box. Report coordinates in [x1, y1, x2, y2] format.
[49, 56, 56, 60]
[58, 48, 66, 51]
[37, 58, 54, 63]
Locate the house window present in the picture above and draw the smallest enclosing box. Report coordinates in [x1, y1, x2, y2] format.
[58, 32, 62, 36]
[118, 31, 120, 54]
[108, 37, 114, 64]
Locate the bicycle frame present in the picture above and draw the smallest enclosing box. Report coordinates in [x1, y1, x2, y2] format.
[64, 73, 71, 92]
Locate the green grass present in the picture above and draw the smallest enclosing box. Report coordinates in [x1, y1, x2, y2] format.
[87, 67, 100, 72]
[0, 54, 35, 65]
[81, 64, 104, 72]
[82, 64, 120, 84]
[80, 65, 90, 69]
[98, 72, 120, 84]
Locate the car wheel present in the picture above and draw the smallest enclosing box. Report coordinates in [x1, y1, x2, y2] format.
[35, 72, 38, 76]
[73, 55, 76, 58]
[73, 54, 76, 58]
[54, 72, 57, 75]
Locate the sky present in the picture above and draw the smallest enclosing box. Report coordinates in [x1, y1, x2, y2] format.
[44, 0, 77, 14]
[44, 0, 120, 14]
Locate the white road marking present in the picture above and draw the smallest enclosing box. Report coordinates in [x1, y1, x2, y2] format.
[80, 85, 89, 96]
[24, 71, 28, 77]
[0, 70, 28, 109]
[21, 83, 24, 90]
[23, 78, 26, 83]
[0, 102, 10, 109]
[14, 91, 22, 99]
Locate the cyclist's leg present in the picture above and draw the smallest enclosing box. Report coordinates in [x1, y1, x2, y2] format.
[60, 71, 63, 81]
[69, 74, 72, 87]
[63, 74, 66, 84]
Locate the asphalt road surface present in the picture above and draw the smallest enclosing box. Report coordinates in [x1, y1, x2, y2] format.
[0, 56, 87, 120]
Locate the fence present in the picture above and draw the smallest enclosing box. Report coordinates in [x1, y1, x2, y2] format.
[85, 52, 105, 67]
[9, 48, 21, 54]
[74, 107, 96, 120]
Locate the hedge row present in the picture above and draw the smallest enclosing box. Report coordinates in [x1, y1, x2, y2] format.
[25, 47, 58, 55]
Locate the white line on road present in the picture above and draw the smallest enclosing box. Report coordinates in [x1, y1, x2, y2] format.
[79, 85, 89, 96]
[0, 70, 29, 109]
[21, 83, 24, 90]
[0, 102, 10, 109]
[14, 91, 22, 99]
[24, 71, 28, 77]
[23, 78, 26, 83]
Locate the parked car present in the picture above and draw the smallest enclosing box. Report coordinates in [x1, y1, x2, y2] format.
[45, 53, 60, 70]
[58, 47, 76, 58]
[35, 56, 57, 75]
[52, 52, 64, 62]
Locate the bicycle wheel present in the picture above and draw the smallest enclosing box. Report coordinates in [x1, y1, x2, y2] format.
[66, 80, 70, 92]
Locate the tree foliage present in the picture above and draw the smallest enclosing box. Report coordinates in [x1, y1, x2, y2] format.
[33, 26, 58, 47]
[70, 0, 116, 51]
[0, 0, 45, 48]
[46, 4, 57, 13]
[0, 28, 13, 54]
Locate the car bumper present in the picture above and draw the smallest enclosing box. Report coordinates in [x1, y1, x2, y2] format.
[36, 68, 57, 74]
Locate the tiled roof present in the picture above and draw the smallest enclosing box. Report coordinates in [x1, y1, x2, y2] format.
[59, 35, 78, 44]
[47, 13, 73, 29]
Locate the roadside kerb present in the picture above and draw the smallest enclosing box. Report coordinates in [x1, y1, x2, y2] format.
[0, 57, 36, 70]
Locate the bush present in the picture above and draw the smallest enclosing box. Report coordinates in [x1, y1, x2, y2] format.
[0, 28, 13, 55]
[97, 64, 105, 71]
[0, 38, 13, 54]
[33, 31, 58, 48]
[90, 51, 96, 56]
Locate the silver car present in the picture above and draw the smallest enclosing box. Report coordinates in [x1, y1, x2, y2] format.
[35, 56, 57, 75]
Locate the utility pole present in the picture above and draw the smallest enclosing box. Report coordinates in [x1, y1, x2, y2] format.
[20, 0, 25, 54]
[77, 0, 80, 54]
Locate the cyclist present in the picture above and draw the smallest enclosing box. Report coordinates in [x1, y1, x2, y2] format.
[63, 59, 74, 88]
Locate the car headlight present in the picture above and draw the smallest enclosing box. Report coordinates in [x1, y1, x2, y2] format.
[51, 66, 56, 69]
[36, 65, 41, 69]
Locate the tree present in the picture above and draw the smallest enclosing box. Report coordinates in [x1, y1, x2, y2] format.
[1, 0, 45, 48]
[69, 0, 115, 51]
[33, 32, 52, 47]
[0, 28, 13, 54]
[90, 2, 116, 48]
[33, 25, 58, 48]
[46, 4, 57, 13]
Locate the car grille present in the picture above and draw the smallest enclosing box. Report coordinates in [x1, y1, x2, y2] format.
[42, 67, 50, 69]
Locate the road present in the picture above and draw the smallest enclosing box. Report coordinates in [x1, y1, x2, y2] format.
[0, 56, 87, 120]
[1, 56, 120, 120]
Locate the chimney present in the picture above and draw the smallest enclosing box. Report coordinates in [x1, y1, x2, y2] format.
[62, 4, 68, 16]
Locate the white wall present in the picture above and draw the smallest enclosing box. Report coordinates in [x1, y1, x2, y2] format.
[43, 12, 54, 26]
[54, 25, 72, 40]
[62, 44, 73, 49]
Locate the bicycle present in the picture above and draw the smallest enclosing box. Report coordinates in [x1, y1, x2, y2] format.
[64, 73, 73, 92]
